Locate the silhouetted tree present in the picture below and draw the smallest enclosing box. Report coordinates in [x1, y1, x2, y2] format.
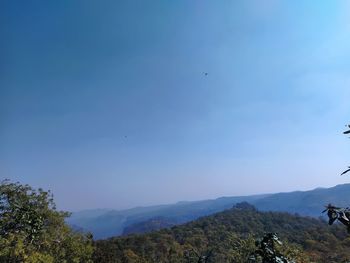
[324, 124, 350, 233]
[342, 124, 350, 175]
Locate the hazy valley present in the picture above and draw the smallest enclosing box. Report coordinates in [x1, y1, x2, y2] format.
[68, 183, 350, 239]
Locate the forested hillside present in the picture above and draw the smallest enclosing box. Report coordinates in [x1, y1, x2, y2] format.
[68, 194, 267, 239]
[69, 184, 350, 238]
[93, 203, 350, 263]
[122, 217, 178, 236]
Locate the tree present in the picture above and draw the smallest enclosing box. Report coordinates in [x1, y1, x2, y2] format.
[0, 180, 94, 263]
[341, 124, 350, 175]
[324, 124, 350, 233]
[249, 233, 293, 263]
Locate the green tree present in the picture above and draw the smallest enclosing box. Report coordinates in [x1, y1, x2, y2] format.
[0, 180, 94, 263]
[249, 233, 294, 263]
[122, 249, 144, 263]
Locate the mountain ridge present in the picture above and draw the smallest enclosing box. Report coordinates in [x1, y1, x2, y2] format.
[67, 183, 350, 239]
[93, 202, 350, 263]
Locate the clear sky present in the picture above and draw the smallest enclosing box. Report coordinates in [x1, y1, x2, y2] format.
[1, 0, 350, 211]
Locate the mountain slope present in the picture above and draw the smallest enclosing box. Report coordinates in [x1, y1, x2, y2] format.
[68, 194, 267, 239]
[68, 183, 350, 239]
[122, 216, 178, 236]
[93, 203, 350, 263]
[253, 183, 350, 217]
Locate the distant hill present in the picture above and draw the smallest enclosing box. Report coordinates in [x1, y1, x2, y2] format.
[67, 183, 350, 239]
[93, 202, 350, 263]
[67, 194, 266, 239]
[253, 183, 350, 217]
[122, 216, 178, 236]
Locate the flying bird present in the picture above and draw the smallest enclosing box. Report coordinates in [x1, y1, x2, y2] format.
[203, 72, 208, 76]
[341, 167, 350, 175]
[344, 125, 350, 134]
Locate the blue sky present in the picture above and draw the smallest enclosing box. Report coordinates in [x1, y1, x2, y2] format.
[1, 0, 350, 211]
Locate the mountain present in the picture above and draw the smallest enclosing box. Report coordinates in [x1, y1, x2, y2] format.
[67, 183, 350, 239]
[122, 216, 178, 236]
[253, 183, 350, 217]
[68, 194, 266, 239]
[93, 202, 350, 263]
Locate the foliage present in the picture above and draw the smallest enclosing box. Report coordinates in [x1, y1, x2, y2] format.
[342, 124, 350, 175]
[94, 202, 350, 263]
[123, 217, 177, 236]
[323, 125, 350, 235]
[0, 180, 94, 263]
[250, 233, 293, 263]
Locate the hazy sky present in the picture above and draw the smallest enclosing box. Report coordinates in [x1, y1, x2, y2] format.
[1, 0, 350, 211]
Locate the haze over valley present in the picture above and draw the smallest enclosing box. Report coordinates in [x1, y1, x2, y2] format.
[68, 183, 350, 239]
[2, 1, 350, 262]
